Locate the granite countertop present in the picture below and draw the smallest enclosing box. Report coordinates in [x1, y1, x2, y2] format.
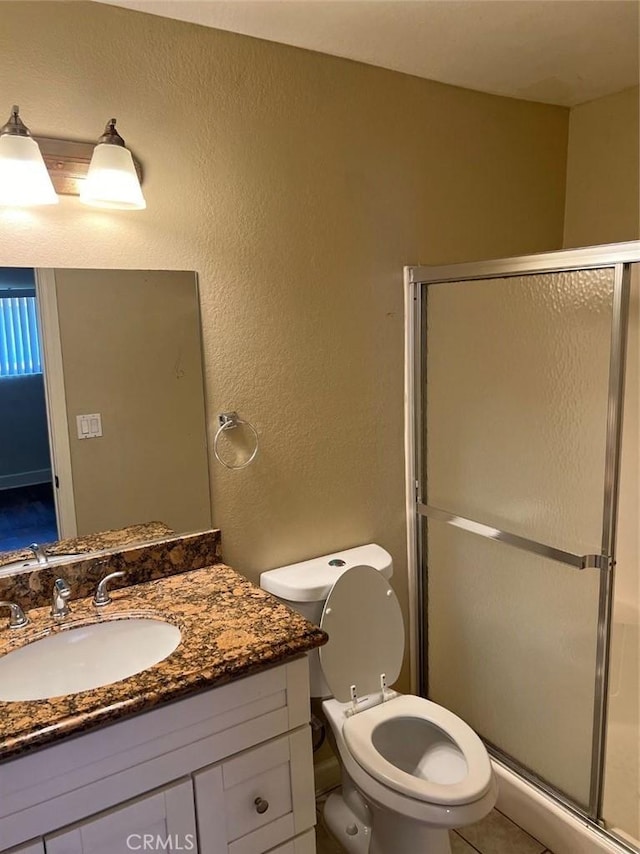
[0, 564, 327, 762]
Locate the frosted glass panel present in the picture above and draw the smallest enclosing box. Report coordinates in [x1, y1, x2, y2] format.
[426, 517, 600, 807]
[425, 269, 614, 555]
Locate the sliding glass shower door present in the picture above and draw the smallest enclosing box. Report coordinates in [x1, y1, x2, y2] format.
[408, 246, 635, 821]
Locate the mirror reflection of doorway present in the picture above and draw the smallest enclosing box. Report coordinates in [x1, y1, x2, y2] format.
[0, 268, 58, 551]
[1, 267, 213, 558]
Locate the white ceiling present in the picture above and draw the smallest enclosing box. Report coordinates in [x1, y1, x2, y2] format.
[99, 0, 640, 106]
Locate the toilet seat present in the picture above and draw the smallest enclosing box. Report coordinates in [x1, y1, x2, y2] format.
[343, 694, 493, 806]
[319, 564, 404, 703]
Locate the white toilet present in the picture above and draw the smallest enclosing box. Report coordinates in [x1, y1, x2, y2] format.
[260, 544, 497, 854]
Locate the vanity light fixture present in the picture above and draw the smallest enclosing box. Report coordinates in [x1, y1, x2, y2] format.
[80, 118, 146, 210]
[0, 106, 145, 210]
[0, 106, 58, 206]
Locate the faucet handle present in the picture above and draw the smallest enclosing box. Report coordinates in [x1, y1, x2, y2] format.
[93, 571, 126, 607]
[0, 601, 29, 629]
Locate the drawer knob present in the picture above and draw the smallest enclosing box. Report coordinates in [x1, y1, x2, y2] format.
[254, 797, 269, 814]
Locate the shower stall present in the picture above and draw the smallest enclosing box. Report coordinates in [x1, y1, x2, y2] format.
[404, 242, 640, 853]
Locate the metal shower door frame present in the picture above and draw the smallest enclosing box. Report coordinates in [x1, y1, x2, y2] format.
[404, 240, 640, 825]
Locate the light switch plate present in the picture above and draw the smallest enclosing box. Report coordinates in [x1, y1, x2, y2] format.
[76, 413, 103, 439]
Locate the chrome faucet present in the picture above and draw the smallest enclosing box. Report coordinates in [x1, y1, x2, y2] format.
[28, 543, 48, 565]
[51, 578, 71, 619]
[0, 601, 28, 629]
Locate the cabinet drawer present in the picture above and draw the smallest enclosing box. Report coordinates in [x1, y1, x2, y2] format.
[5, 844, 45, 854]
[194, 728, 315, 854]
[224, 737, 292, 841]
[265, 828, 315, 854]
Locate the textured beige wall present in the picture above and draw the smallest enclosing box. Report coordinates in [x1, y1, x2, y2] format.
[564, 86, 640, 248]
[563, 86, 639, 616]
[54, 269, 211, 537]
[0, 1, 569, 689]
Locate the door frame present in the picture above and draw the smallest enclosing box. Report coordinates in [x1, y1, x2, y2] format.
[404, 240, 640, 823]
[35, 269, 77, 540]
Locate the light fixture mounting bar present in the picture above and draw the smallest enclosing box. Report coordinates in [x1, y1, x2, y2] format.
[35, 136, 143, 197]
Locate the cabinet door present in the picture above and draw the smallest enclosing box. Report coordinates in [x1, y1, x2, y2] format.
[45, 779, 197, 854]
[5, 843, 45, 854]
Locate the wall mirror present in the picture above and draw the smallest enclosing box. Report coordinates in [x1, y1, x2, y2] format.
[0, 267, 212, 557]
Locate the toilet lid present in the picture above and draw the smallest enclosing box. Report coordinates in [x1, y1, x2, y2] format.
[319, 565, 404, 703]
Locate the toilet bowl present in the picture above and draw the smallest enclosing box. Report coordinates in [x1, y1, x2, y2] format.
[260, 545, 497, 854]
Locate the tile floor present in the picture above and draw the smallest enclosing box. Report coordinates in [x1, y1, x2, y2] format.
[316, 794, 555, 854]
[449, 809, 554, 854]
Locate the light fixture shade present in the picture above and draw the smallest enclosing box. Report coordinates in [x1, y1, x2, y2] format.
[0, 133, 58, 206]
[80, 142, 146, 210]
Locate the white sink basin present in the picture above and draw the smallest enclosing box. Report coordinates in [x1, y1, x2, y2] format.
[0, 618, 181, 701]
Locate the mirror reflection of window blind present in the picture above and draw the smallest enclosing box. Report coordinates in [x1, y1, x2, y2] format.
[0, 293, 42, 376]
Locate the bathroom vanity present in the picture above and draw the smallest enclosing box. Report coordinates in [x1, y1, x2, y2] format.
[2, 659, 315, 854]
[0, 551, 326, 854]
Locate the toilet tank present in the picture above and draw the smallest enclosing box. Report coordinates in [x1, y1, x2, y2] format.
[260, 543, 393, 697]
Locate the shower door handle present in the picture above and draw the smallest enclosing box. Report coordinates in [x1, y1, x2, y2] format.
[418, 504, 611, 571]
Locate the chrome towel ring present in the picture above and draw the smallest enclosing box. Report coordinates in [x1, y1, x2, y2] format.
[213, 411, 259, 470]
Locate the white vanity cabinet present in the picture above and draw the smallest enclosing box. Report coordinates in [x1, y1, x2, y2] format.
[0, 658, 316, 854]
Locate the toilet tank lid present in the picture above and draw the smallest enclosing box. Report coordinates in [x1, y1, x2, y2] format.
[260, 543, 393, 602]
